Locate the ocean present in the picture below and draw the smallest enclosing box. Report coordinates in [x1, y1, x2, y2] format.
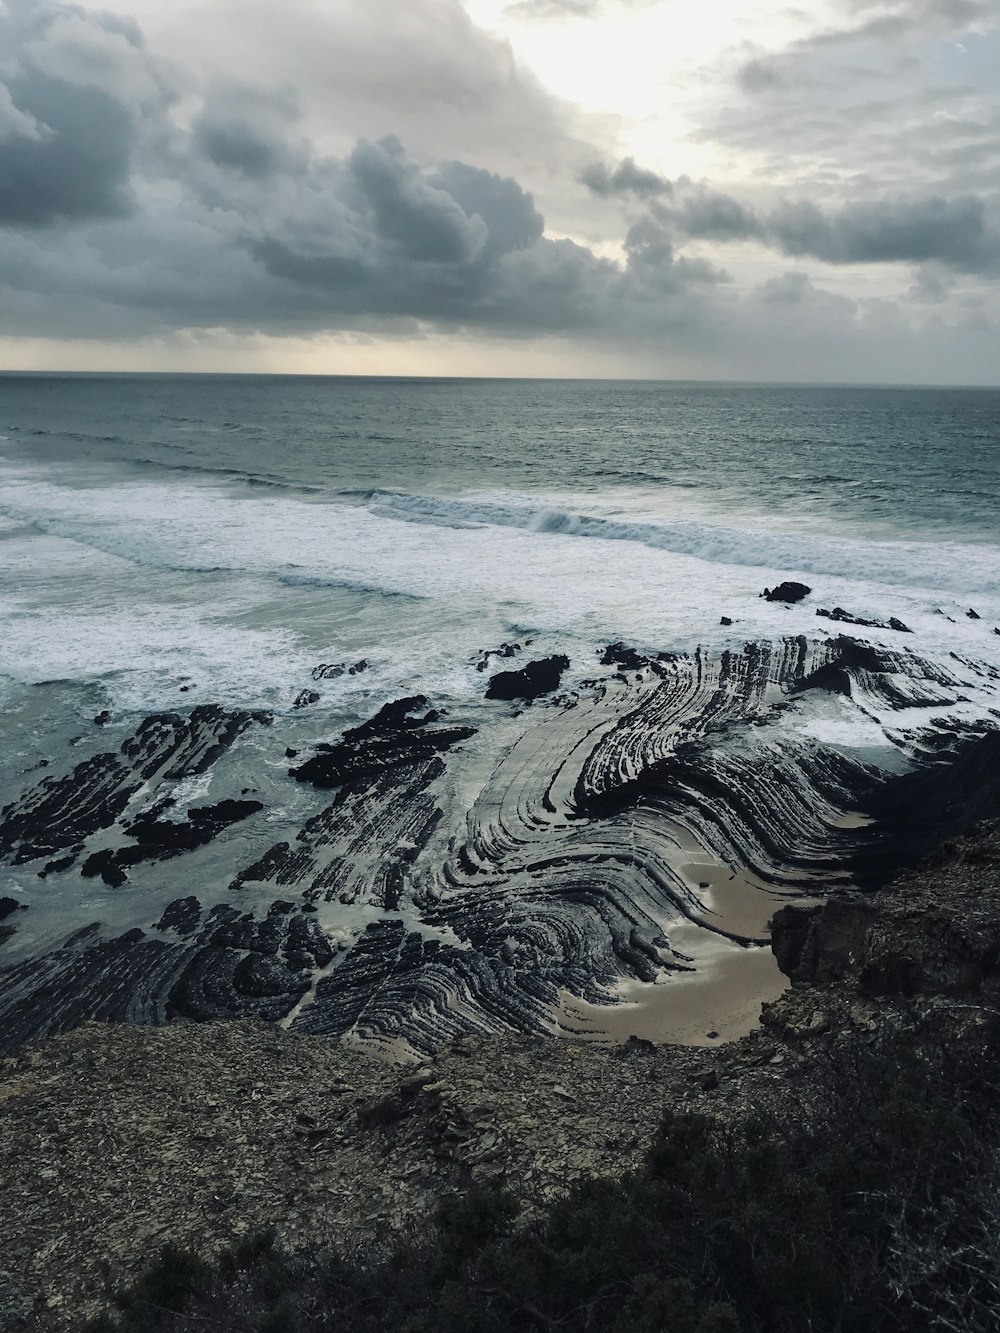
[1, 374, 998, 1055]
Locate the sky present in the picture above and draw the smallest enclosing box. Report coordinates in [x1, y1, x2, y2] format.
[0, 0, 998, 380]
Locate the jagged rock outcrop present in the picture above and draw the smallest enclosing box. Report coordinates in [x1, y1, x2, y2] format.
[816, 606, 911, 632]
[0, 706, 271, 866]
[762, 581, 811, 603]
[485, 654, 570, 700]
[288, 696, 474, 788]
[772, 818, 1000, 998]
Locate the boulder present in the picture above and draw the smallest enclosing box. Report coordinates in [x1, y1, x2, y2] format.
[485, 655, 570, 701]
[762, 581, 811, 603]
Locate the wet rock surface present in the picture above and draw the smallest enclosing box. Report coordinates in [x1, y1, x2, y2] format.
[0, 706, 271, 867]
[1, 634, 999, 1064]
[762, 581, 811, 603]
[288, 696, 474, 788]
[485, 654, 570, 700]
[816, 606, 912, 633]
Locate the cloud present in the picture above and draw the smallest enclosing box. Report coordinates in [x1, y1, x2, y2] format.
[0, 2, 150, 225]
[580, 156, 672, 199]
[192, 88, 300, 182]
[705, 0, 1000, 204]
[504, 0, 653, 17]
[505, 0, 601, 15]
[0, 0, 997, 383]
[768, 194, 1000, 271]
[583, 157, 1000, 273]
[349, 137, 489, 265]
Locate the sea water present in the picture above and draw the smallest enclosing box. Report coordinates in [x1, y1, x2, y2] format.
[1, 373, 998, 970]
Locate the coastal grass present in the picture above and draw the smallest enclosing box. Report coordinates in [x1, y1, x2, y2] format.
[88, 1022, 1000, 1333]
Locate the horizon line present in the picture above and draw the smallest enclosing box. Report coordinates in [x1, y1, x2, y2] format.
[1, 369, 998, 390]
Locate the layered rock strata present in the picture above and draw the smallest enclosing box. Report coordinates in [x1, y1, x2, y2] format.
[0, 635, 997, 1057]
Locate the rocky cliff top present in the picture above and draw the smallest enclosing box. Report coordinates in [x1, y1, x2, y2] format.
[2, 819, 999, 1331]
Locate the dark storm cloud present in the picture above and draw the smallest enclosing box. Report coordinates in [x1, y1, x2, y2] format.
[192, 94, 293, 181]
[768, 195, 1000, 271]
[430, 159, 545, 258]
[583, 157, 1000, 273]
[348, 136, 488, 265]
[0, 74, 134, 225]
[0, 1, 148, 225]
[580, 157, 673, 199]
[663, 190, 763, 244]
[241, 137, 696, 333]
[0, 0, 728, 342]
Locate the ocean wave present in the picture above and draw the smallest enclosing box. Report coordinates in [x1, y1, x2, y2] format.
[277, 570, 428, 602]
[365, 491, 1000, 595]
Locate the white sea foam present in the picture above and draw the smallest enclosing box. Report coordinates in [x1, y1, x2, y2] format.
[0, 462, 997, 721]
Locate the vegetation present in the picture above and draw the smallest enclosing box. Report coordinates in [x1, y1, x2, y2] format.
[88, 1019, 1000, 1333]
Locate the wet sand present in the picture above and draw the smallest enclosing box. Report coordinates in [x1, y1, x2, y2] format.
[556, 936, 790, 1047]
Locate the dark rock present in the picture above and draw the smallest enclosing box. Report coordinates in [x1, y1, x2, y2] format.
[0, 705, 269, 866]
[0, 897, 22, 922]
[80, 847, 144, 888]
[154, 896, 203, 936]
[816, 607, 911, 633]
[39, 854, 77, 879]
[853, 729, 1000, 887]
[128, 819, 209, 851]
[349, 659, 368, 675]
[293, 690, 321, 710]
[486, 655, 570, 701]
[968, 607, 981, 620]
[692, 1070, 719, 1091]
[285, 748, 298, 758]
[233, 953, 310, 999]
[720, 616, 733, 627]
[93, 711, 112, 726]
[474, 642, 521, 672]
[771, 901, 871, 984]
[622, 1035, 656, 1056]
[290, 697, 474, 789]
[762, 582, 811, 603]
[234, 842, 290, 887]
[312, 663, 345, 681]
[599, 643, 649, 672]
[188, 799, 263, 825]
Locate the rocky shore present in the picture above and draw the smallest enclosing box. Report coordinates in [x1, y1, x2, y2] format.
[3, 627, 996, 1062]
[2, 816, 999, 1331]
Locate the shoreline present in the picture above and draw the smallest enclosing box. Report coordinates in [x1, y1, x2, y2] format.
[1, 630, 999, 1060]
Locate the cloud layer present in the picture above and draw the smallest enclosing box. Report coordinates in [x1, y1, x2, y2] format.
[0, 0, 998, 379]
